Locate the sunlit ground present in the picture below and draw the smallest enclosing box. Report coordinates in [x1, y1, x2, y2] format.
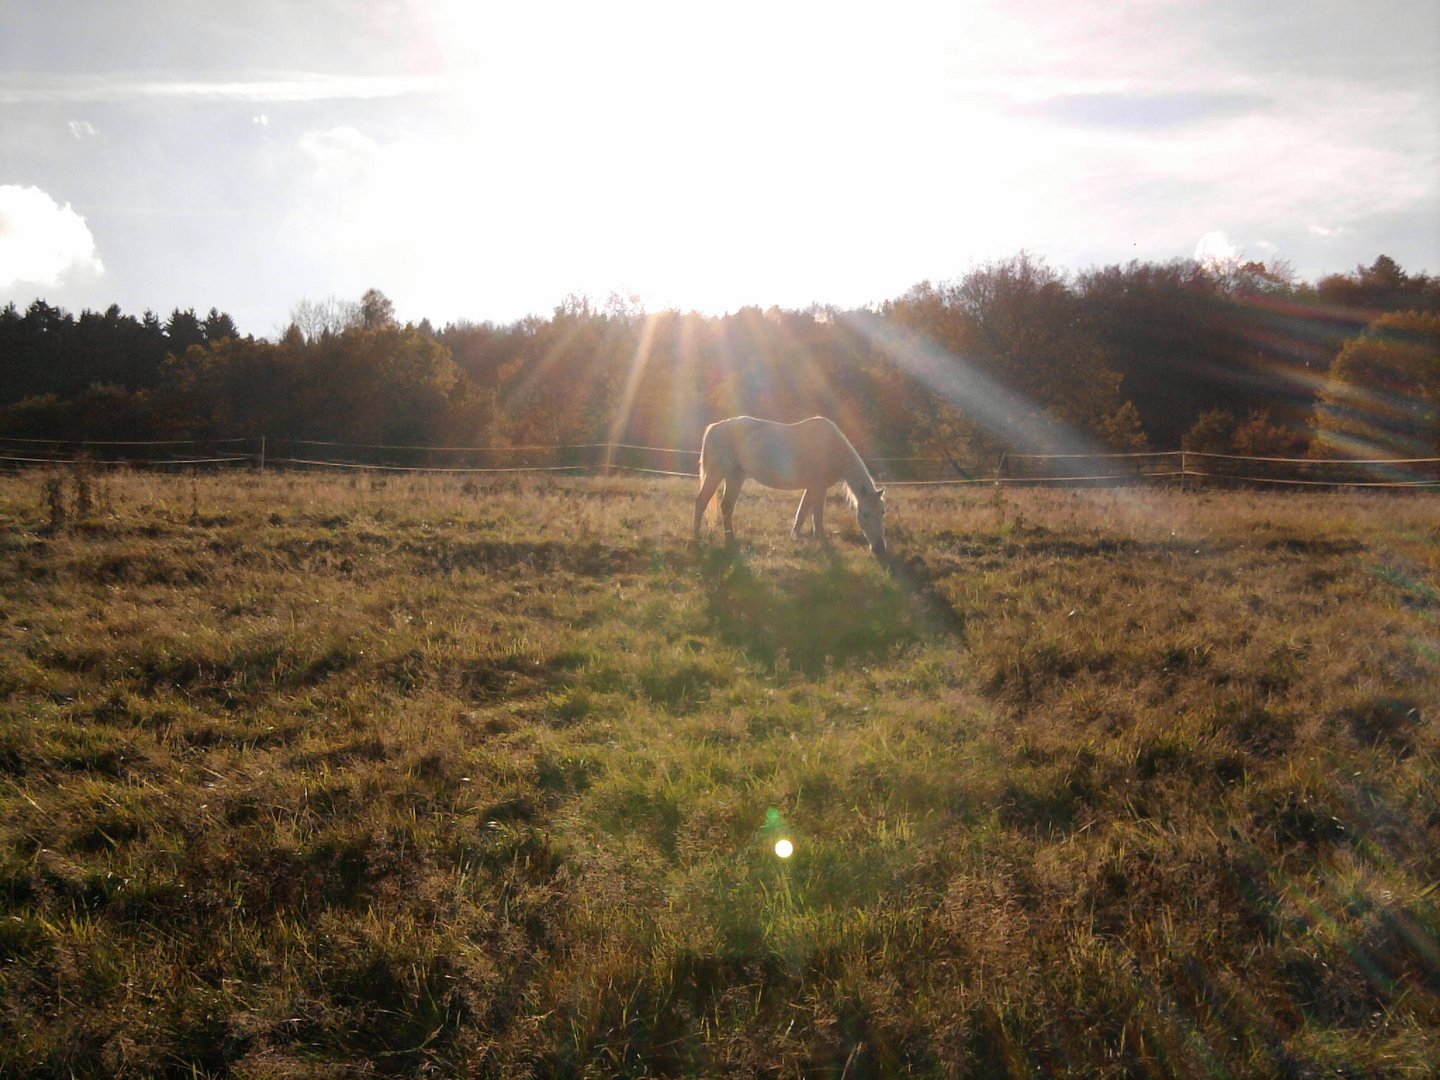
[2, 470, 1436, 1075]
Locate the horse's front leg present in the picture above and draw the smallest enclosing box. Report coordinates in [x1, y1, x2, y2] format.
[720, 476, 743, 542]
[792, 489, 816, 539]
[812, 490, 828, 543]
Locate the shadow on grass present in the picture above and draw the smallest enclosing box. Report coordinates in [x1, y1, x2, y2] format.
[697, 544, 961, 675]
[879, 549, 970, 639]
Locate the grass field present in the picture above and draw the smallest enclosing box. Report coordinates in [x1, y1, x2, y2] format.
[2, 469, 1437, 1077]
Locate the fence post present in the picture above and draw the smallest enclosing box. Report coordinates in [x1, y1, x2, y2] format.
[996, 452, 1008, 486]
[258, 435, 266, 475]
[1179, 449, 1187, 493]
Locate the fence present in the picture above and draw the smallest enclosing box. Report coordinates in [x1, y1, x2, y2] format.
[2, 435, 1437, 489]
[995, 450, 1440, 489]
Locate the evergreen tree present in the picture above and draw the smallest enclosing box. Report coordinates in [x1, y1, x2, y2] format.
[202, 307, 240, 343]
[164, 308, 207, 354]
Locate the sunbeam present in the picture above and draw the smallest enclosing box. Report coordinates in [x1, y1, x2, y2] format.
[606, 311, 662, 471]
[839, 309, 1100, 459]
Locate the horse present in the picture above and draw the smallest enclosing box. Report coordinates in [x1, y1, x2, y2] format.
[692, 416, 887, 557]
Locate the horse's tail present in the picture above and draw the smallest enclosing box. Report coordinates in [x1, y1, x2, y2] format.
[697, 454, 724, 528]
[695, 427, 726, 530]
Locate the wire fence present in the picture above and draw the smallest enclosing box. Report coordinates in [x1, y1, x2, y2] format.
[0, 435, 256, 468]
[2, 435, 1437, 489]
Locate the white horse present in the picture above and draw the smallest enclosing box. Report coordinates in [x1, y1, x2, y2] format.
[692, 416, 887, 556]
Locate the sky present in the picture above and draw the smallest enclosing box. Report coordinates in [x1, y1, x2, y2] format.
[1, 0, 1437, 338]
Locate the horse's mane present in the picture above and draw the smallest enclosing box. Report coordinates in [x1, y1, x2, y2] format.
[833, 425, 881, 506]
[841, 479, 880, 508]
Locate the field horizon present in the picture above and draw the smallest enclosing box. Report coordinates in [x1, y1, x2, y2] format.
[2, 469, 1437, 1077]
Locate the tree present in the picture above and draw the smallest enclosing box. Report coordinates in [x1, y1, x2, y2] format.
[1310, 311, 1440, 459]
[881, 254, 1124, 458]
[359, 288, 397, 332]
[1231, 409, 1305, 457]
[1207, 257, 1298, 298]
[1182, 409, 1237, 454]
[1099, 401, 1150, 453]
[288, 296, 360, 343]
[202, 307, 240, 343]
[164, 308, 206, 354]
[1315, 256, 1440, 322]
[2, 301, 75, 402]
[1076, 260, 1294, 450]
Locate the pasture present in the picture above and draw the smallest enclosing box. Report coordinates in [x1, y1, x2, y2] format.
[1, 470, 1437, 1077]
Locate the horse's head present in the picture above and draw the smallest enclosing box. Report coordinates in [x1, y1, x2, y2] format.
[857, 487, 886, 557]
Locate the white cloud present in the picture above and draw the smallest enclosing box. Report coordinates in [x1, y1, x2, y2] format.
[1194, 230, 1240, 264]
[252, 114, 269, 127]
[0, 72, 447, 106]
[298, 126, 380, 185]
[0, 185, 103, 288]
[67, 119, 98, 139]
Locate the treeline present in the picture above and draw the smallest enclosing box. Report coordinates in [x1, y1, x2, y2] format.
[2, 255, 1437, 464]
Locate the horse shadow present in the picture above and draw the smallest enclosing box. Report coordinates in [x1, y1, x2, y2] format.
[696, 544, 964, 675]
[877, 549, 970, 639]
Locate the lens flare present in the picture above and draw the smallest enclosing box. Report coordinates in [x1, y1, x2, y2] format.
[774, 838, 794, 859]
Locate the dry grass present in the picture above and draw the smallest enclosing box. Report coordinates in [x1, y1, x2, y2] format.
[2, 469, 1437, 1077]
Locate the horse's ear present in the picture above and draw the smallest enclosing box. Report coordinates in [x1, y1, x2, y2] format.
[876, 486, 886, 499]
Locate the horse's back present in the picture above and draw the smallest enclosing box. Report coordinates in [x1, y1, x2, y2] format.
[701, 416, 846, 489]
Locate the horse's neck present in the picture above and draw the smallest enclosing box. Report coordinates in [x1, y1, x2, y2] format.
[838, 440, 876, 497]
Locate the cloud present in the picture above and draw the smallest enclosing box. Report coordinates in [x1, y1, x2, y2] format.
[1016, 90, 1269, 131]
[0, 71, 447, 106]
[0, 185, 103, 288]
[298, 126, 380, 186]
[1194, 230, 1240, 264]
[67, 119, 98, 139]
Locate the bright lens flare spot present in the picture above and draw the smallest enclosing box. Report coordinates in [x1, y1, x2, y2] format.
[774, 838, 794, 859]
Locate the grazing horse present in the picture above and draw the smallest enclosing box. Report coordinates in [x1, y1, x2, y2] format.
[692, 416, 887, 556]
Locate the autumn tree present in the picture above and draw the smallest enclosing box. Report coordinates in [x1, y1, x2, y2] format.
[359, 288, 398, 332]
[1181, 409, 1238, 454]
[1079, 262, 1234, 448]
[879, 254, 1127, 460]
[1231, 409, 1305, 457]
[950, 253, 1120, 430]
[1310, 311, 1440, 459]
[1315, 256, 1440, 321]
[1099, 400, 1149, 453]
